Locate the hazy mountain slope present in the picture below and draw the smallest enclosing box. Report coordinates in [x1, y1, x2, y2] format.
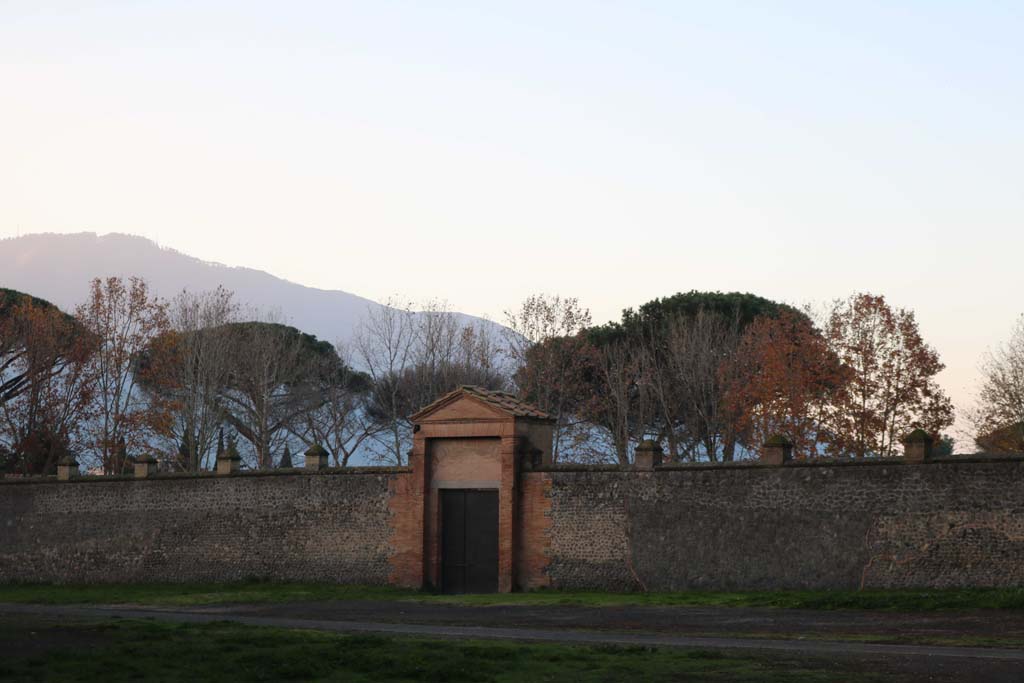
[0, 232, 493, 346]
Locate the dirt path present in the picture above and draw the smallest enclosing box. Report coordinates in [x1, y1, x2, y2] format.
[235, 599, 1024, 644]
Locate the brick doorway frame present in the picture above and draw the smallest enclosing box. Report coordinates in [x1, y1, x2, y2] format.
[407, 387, 554, 593]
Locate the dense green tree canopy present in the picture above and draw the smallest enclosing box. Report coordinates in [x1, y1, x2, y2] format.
[588, 290, 803, 346]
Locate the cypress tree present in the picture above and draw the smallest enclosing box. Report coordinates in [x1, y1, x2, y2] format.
[278, 444, 293, 469]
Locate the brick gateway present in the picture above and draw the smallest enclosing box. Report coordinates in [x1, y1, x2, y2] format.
[4, 386, 1024, 592]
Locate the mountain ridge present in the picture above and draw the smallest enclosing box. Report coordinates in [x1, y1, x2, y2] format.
[0, 232, 497, 346]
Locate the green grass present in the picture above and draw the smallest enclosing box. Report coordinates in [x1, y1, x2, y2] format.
[680, 630, 1024, 649]
[0, 581, 411, 607]
[3, 581, 1024, 611]
[0, 617, 893, 682]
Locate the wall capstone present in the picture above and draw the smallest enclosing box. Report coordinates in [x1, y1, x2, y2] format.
[903, 429, 934, 463]
[216, 443, 241, 475]
[56, 455, 79, 481]
[305, 444, 329, 470]
[634, 440, 663, 470]
[134, 453, 158, 478]
[762, 435, 794, 465]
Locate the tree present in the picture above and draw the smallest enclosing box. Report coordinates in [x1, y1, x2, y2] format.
[0, 293, 96, 474]
[825, 293, 953, 458]
[278, 443, 293, 468]
[651, 310, 744, 461]
[147, 287, 239, 472]
[725, 310, 849, 457]
[291, 344, 377, 467]
[504, 294, 592, 462]
[584, 340, 649, 465]
[398, 308, 508, 416]
[218, 317, 333, 469]
[0, 289, 89, 407]
[585, 292, 799, 463]
[76, 277, 175, 474]
[592, 290, 799, 346]
[971, 315, 1024, 453]
[354, 298, 418, 464]
[357, 299, 508, 464]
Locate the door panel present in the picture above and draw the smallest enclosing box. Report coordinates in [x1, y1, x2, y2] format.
[441, 490, 467, 593]
[441, 489, 498, 593]
[464, 490, 499, 593]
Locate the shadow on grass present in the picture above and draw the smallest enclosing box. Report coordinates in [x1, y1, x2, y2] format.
[3, 582, 1024, 611]
[0, 617, 889, 683]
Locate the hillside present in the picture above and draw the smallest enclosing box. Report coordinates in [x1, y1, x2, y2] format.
[0, 232, 495, 346]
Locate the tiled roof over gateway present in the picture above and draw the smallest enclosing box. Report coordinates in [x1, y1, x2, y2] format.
[411, 385, 554, 421]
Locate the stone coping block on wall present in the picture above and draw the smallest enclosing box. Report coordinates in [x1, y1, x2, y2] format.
[0, 465, 413, 487]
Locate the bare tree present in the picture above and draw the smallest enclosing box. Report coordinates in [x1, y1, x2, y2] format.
[586, 341, 651, 465]
[403, 311, 509, 415]
[357, 299, 508, 464]
[662, 310, 743, 461]
[159, 287, 239, 471]
[638, 321, 690, 461]
[292, 344, 378, 466]
[972, 315, 1024, 452]
[460, 321, 508, 389]
[504, 294, 592, 462]
[355, 298, 418, 465]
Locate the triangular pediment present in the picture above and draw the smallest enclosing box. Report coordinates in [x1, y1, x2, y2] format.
[417, 394, 507, 422]
[411, 389, 507, 421]
[410, 386, 553, 423]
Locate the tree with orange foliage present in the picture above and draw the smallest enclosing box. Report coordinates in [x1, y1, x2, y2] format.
[825, 293, 953, 458]
[76, 277, 177, 474]
[725, 310, 849, 458]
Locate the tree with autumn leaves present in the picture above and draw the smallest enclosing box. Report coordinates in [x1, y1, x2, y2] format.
[0, 282, 963, 473]
[725, 309, 849, 457]
[0, 278, 176, 476]
[822, 294, 953, 457]
[75, 277, 178, 474]
[510, 291, 955, 461]
[578, 292, 795, 463]
[724, 294, 953, 458]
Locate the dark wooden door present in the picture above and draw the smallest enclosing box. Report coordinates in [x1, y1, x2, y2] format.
[441, 489, 499, 593]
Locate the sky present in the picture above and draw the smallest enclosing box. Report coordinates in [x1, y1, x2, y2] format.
[2, 1, 1022, 435]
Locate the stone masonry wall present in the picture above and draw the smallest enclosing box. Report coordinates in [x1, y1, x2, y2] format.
[537, 457, 1024, 591]
[0, 470, 410, 585]
[6, 455, 1024, 591]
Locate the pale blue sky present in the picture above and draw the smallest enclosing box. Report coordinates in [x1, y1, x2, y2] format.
[2, 1, 1022, 427]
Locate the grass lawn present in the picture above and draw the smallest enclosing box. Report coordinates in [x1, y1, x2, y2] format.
[2, 581, 1024, 611]
[0, 616, 893, 682]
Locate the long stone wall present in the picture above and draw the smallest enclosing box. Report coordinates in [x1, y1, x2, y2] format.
[0, 469, 408, 584]
[533, 456, 1024, 591]
[4, 456, 1024, 591]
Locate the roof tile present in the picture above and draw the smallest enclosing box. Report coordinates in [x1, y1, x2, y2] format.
[411, 385, 554, 421]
